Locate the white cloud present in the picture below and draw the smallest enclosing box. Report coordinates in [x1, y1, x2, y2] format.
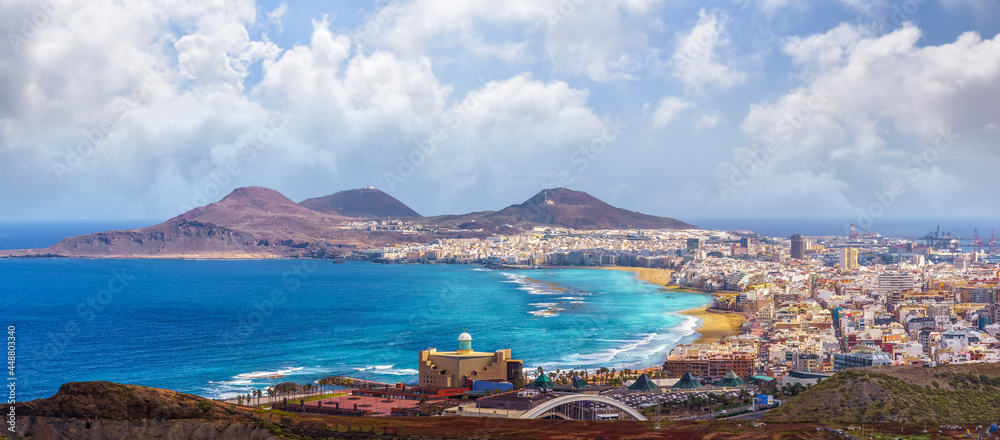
[360, 0, 663, 81]
[267, 3, 287, 35]
[694, 112, 719, 130]
[670, 10, 745, 90]
[175, 22, 280, 91]
[0, 0, 283, 218]
[0, 0, 621, 219]
[423, 74, 607, 209]
[652, 96, 690, 128]
[254, 18, 451, 141]
[726, 23, 1000, 216]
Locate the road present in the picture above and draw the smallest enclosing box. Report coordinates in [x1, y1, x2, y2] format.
[725, 409, 770, 420]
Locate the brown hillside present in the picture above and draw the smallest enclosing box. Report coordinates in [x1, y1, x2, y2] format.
[491, 188, 694, 230]
[300, 187, 421, 218]
[418, 188, 694, 232]
[765, 363, 1000, 424]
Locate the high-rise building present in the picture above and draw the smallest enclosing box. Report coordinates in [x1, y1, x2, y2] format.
[739, 237, 751, 248]
[839, 247, 859, 270]
[790, 234, 805, 260]
[686, 238, 699, 252]
[877, 272, 920, 296]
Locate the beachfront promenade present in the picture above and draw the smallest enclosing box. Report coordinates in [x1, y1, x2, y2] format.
[221, 377, 390, 406]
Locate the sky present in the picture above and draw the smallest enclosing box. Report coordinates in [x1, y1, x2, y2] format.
[1, 0, 999, 224]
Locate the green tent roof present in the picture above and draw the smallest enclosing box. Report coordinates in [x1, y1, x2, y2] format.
[751, 375, 774, 381]
[716, 370, 745, 388]
[528, 373, 554, 389]
[627, 373, 659, 392]
[572, 374, 589, 389]
[672, 372, 702, 390]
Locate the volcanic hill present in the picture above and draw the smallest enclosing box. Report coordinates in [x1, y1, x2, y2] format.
[494, 188, 693, 230]
[1, 187, 440, 259]
[765, 362, 1000, 424]
[1, 186, 693, 259]
[420, 188, 694, 231]
[300, 187, 420, 218]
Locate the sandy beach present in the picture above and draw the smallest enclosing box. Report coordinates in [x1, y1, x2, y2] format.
[596, 266, 675, 286]
[677, 306, 745, 344]
[596, 266, 745, 344]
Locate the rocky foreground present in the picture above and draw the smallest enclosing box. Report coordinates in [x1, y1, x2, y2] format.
[13, 381, 276, 440]
[11, 380, 989, 439]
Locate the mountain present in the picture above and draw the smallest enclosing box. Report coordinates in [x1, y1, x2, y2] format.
[493, 188, 693, 230]
[300, 187, 421, 218]
[765, 363, 1000, 423]
[2, 187, 438, 259]
[1, 186, 692, 259]
[419, 188, 694, 231]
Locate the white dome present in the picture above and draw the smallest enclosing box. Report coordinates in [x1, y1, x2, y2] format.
[458, 332, 472, 341]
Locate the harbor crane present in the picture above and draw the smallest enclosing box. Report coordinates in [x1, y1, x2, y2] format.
[922, 225, 961, 249]
[848, 224, 875, 240]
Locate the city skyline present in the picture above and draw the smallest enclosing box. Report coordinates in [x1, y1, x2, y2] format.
[2, 0, 1000, 221]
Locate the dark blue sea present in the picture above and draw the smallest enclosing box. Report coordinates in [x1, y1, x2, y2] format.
[1, 221, 712, 401]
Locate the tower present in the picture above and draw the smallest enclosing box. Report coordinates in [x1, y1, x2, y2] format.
[790, 234, 805, 260]
[457, 332, 473, 355]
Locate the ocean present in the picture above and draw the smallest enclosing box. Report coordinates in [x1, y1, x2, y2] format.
[2, 257, 710, 401]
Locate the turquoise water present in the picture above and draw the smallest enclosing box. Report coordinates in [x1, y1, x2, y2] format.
[2, 259, 711, 401]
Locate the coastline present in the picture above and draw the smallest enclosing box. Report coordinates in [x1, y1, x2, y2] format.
[595, 266, 745, 345]
[676, 306, 745, 344]
[595, 266, 674, 286]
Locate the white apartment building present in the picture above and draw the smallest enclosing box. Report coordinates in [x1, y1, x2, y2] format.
[877, 272, 920, 296]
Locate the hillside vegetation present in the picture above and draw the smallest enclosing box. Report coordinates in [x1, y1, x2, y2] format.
[766, 363, 1000, 423]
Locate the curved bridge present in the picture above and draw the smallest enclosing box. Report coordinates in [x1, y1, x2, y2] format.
[519, 395, 647, 421]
